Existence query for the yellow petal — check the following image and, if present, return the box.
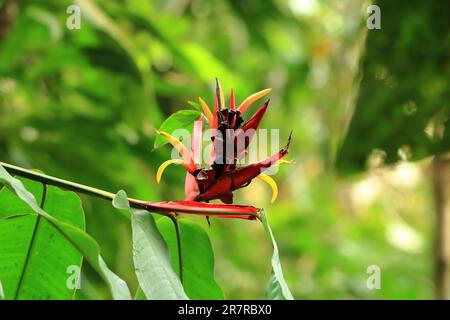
[238,88,272,114]
[256,174,279,203]
[157,130,190,159]
[276,159,294,165]
[156,159,184,183]
[198,97,214,125]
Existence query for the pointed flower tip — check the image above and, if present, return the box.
[215,78,225,110]
[198,96,214,125]
[282,131,293,153]
[238,88,272,114]
[230,88,236,109]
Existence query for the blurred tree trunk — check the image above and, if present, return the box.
[432,156,450,299]
[0,1,17,39]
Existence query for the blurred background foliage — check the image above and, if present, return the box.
[0,0,447,299]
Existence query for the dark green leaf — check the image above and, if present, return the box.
[113,190,188,300]
[157,217,224,299]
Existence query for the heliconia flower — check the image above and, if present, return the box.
[156,79,292,209]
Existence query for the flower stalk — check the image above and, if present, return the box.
[0,161,260,220]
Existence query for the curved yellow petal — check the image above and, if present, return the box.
[238,88,272,114]
[156,159,184,183]
[157,130,190,159]
[198,97,214,125]
[256,173,279,203]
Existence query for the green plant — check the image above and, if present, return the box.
[0,82,293,300]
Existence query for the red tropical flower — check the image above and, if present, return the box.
[156,80,292,214]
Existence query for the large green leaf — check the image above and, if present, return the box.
[153,110,201,149]
[112,190,188,300]
[157,217,224,299]
[0,165,131,300]
[0,179,84,299]
[260,209,293,300]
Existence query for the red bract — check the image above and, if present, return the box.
[142,200,260,220]
[157,80,292,213]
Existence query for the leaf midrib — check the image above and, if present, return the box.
[13,184,47,300]
[14,214,41,299]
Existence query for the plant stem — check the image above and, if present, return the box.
[40,183,48,209]
[1,161,115,201]
[0,161,260,219]
[170,215,183,284]
[0,161,165,214]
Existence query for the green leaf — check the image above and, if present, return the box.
[113,190,188,300]
[0,165,131,300]
[134,286,147,300]
[0,279,4,300]
[266,273,286,300]
[154,110,201,149]
[157,217,224,299]
[0,179,84,299]
[188,101,203,112]
[260,209,293,300]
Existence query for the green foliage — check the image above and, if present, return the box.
[157,217,224,300]
[337,0,450,173]
[0,0,441,300]
[112,191,187,300]
[0,179,84,299]
[260,210,293,300]
[0,165,131,299]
